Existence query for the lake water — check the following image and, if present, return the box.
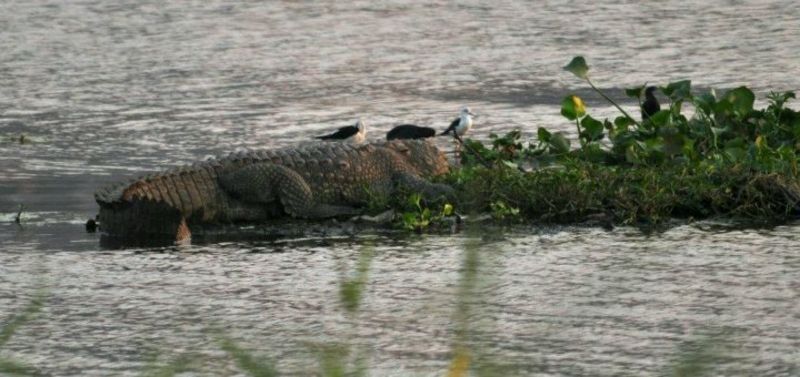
[1,1,799,375]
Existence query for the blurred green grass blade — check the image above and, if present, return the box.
[139,354,196,377]
[0,290,47,347]
[669,334,728,377]
[317,344,349,377]
[217,336,279,377]
[339,246,374,313]
[0,357,40,376]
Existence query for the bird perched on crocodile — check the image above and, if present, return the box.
[441,106,476,139]
[94,139,453,242]
[384,107,477,141]
[315,119,367,144]
[386,124,437,140]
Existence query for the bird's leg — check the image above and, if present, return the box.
[453,134,492,168]
[452,134,463,165]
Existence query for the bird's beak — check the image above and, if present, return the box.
[469,111,477,117]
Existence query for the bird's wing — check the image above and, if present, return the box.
[316,125,358,139]
[440,118,460,135]
[387,125,412,140]
[387,125,436,140]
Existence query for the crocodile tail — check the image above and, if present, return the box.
[98,198,185,240]
[95,164,223,239]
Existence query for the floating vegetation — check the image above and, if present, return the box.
[398,193,456,232]
[399,57,800,230]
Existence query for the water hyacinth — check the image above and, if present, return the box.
[387,57,800,231]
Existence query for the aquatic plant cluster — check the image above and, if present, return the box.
[410,57,800,229]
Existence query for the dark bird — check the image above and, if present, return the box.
[85,218,98,233]
[441,106,476,137]
[315,119,366,144]
[641,86,661,121]
[386,124,436,140]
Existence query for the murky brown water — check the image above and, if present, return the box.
[2,1,800,375]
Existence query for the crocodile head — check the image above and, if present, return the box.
[385,139,450,177]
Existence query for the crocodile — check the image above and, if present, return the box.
[95,139,453,242]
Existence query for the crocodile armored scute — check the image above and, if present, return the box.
[95,139,452,241]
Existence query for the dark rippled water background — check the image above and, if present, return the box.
[2,1,800,375]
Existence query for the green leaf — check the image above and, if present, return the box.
[625,144,642,164]
[549,132,571,154]
[724,137,746,149]
[644,137,665,153]
[710,126,727,138]
[671,100,683,116]
[791,118,800,139]
[610,129,635,152]
[402,212,417,230]
[713,100,734,117]
[724,147,747,162]
[582,142,608,163]
[659,126,684,156]
[682,138,699,161]
[648,110,671,127]
[693,92,717,115]
[537,127,552,142]
[722,87,755,117]
[421,208,431,221]
[614,116,633,128]
[625,85,646,99]
[407,193,422,211]
[563,56,590,79]
[580,115,605,141]
[777,145,796,162]
[561,95,586,120]
[661,80,692,101]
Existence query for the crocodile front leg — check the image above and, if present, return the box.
[218,163,361,219]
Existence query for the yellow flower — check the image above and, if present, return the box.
[755,135,766,150]
[443,203,454,216]
[571,95,586,117]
